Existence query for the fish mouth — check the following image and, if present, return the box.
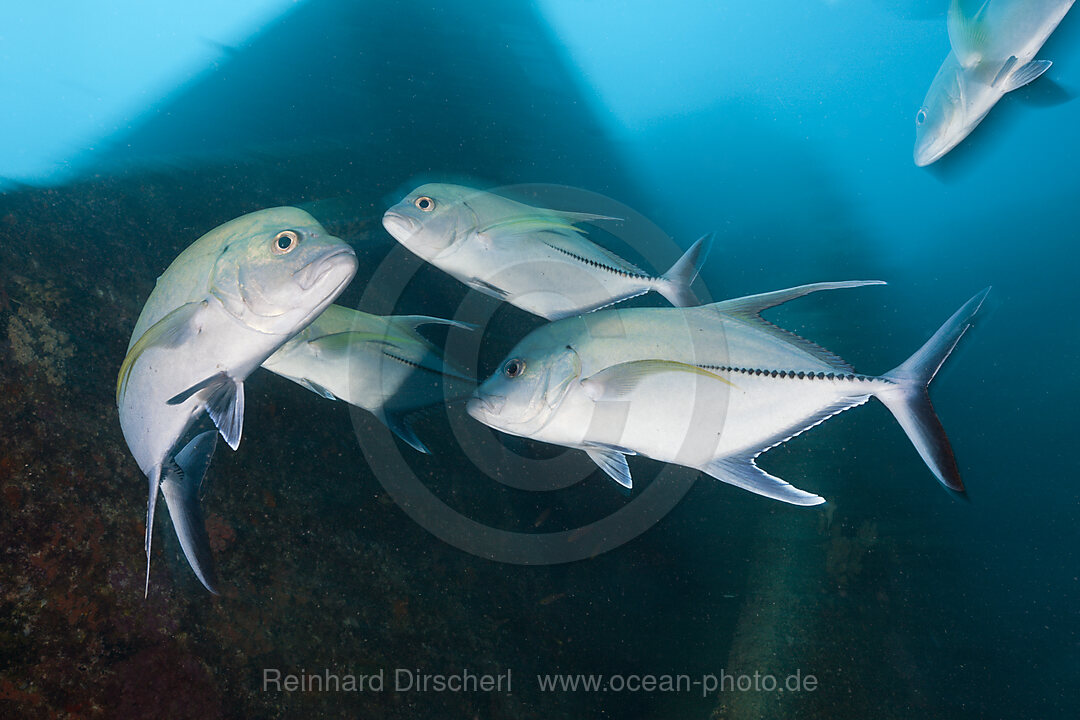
[382,210,421,241]
[466,393,506,420]
[293,246,357,291]
[914,122,967,167]
[914,141,951,167]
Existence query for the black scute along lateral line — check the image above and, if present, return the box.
[697,364,895,384]
[382,349,442,376]
[541,240,651,280]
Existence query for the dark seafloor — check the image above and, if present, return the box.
[0,1,1022,719]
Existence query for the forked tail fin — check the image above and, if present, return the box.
[874,288,990,492]
[656,233,714,307]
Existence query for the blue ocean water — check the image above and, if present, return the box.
[1,1,1077,718]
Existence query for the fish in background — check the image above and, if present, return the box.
[914,0,1075,166]
[117,208,357,595]
[468,282,989,502]
[262,305,473,453]
[382,183,712,320]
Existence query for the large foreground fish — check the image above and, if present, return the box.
[467,282,988,502]
[382,183,711,320]
[118,208,357,594]
[914,0,1075,166]
[262,305,472,453]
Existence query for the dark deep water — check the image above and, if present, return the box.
[1,1,1077,718]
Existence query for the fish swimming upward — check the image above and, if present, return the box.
[382,183,712,320]
[914,0,1075,166]
[467,282,988,502]
[262,304,473,453]
[117,208,357,594]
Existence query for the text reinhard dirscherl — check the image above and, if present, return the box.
[263,668,512,694]
[262,668,819,697]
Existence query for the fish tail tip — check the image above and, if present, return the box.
[876,289,988,494]
[657,234,714,307]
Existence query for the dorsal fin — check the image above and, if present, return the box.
[706,281,885,373]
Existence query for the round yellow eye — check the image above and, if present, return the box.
[271,230,299,255]
[414,196,436,212]
[504,358,526,378]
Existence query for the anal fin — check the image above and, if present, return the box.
[394,314,477,332]
[160,434,221,595]
[702,456,825,506]
[378,410,431,454]
[175,429,218,495]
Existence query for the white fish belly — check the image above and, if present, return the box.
[119,314,278,475]
[568,370,873,468]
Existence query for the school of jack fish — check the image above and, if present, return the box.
[123,7,1080,595]
[122,0,1080,593]
[119,183,991,595]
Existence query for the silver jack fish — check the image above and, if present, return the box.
[468,283,988,503]
[914,0,1075,166]
[117,208,357,594]
[262,304,472,453]
[382,183,712,320]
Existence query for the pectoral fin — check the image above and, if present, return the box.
[581,360,735,401]
[308,331,404,355]
[117,301,206,403]
[947,0,993,67]
[168,372,245,450]
[584,445,633,490]
[477,209,618,238]
[395,315,477,332]
[554,209,621,225]
[174,430,218,495]
[307,329,473,385]
[702,456,825,506]
[1000,60,1052,93]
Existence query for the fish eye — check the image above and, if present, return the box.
[915,108,927,127]
[271,230,300,255]
[414,196,436,212]
[503,358,525,378]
